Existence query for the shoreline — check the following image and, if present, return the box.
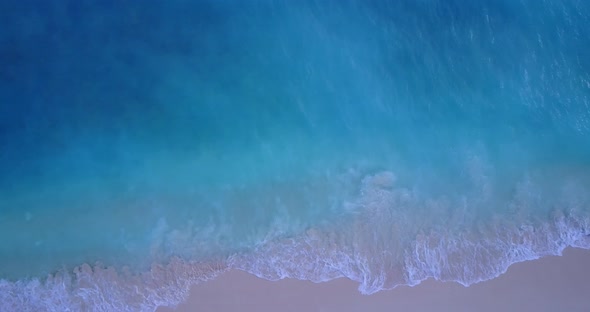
[158,247,590,312]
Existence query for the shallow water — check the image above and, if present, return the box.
[1,0,590,310]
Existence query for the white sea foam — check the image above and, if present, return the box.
[231,219,590,295]
[0,259,226,312]
[230,171,590,294]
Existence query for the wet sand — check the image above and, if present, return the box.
[158,248,590,312]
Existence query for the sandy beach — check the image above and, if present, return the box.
[158,247,590,312]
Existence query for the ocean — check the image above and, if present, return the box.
[1,0,589,310]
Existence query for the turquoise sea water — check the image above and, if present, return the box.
[1,1,590,310]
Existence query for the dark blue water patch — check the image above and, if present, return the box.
[2,0,588,162]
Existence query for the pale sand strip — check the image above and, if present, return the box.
[158,248,590,312]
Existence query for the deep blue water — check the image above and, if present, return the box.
[1,1,590,311]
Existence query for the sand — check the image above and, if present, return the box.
[157,247,590,312]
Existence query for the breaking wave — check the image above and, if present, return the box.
[3,171,589,311]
